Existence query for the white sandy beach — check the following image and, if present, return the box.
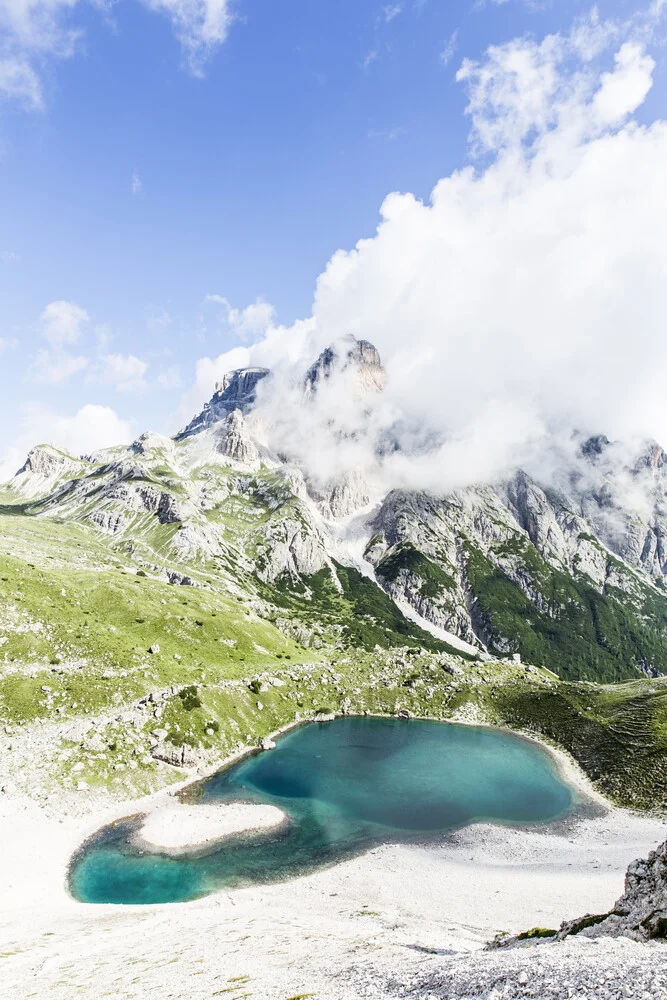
[1,734,666,1000]
[137,800,287,851]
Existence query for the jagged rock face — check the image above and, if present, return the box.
[579,434,611,460]
[503,472,609,588]
[89,509,129,534]
[367,488,502,646]
[255,514,331,582]
[634,440,667,473]
[177,367,270,438]
[151,740,198,768]
[218,409,259,464]
[367,474,667,675]
[97,482,189,524]
[327,471,370,518]
[559,838,667,941]
[303,336,386,397]
[572,439,667,581]
[156,492,190,525]
[310,470,370,519]
[16,445,85,480]
[130,432,174,457]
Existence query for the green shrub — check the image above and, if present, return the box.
[178,685,201,711]
[516,927,557,940]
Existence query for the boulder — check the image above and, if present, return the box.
[151,742,198,768]
[558,838,667,941]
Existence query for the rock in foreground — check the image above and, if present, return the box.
[559,837,667,942]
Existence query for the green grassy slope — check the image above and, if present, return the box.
[0,514,312,726]
[492,678,667,809]
[2,503,667,815]
[466,539,667,683]
[264,561,475,658]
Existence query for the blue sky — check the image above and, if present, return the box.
[0,0,666,475]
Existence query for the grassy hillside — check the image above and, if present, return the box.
[0,514,311,728]
[2,508,667,815]
[466,540,667,683]
[265,561,474,658]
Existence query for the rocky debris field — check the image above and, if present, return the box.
[343,937,667,1000]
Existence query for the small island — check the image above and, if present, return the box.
[137,801,287,853]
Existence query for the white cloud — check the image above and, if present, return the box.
[139,0,234,74]
[0,56,42,108]
[456,13,654,155]
[0,0,236,111]
[0,402,133,481]
[94,323,113,350]
[227,299,275,339]
[0,336,18,352]
[204,295,275,340]
[187,18,667,496]
[383,4,402,23]
[131,171,143,195]
[368,125,404,141]
[0,445,24,483]
[0,0,81,56]
[440,30,458,68]
[32,347,88,384]
[593,41,654,124]
[41,299,89,345]
[146,308,172,331]
[29,300,90,383]
[363,48,379,70]
[1,249,20,262]
[94,353,148,392]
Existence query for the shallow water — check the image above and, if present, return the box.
[69,717,575,904]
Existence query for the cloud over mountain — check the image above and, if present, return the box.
[200,11,667,494]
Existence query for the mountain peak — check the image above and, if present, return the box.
[304,336,385,397]
[17,444,85,479]
[579,434,611,461]
[177,366,270,439]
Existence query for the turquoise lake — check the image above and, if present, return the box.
[69,717,576,905]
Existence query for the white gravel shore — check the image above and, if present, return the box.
[1,739,666,1000]
[137,800,286,851]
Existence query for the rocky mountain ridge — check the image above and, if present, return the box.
[4,336,667,681]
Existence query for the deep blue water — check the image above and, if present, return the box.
[69,717,575,905]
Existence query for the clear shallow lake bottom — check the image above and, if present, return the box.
[69,717,575,905]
